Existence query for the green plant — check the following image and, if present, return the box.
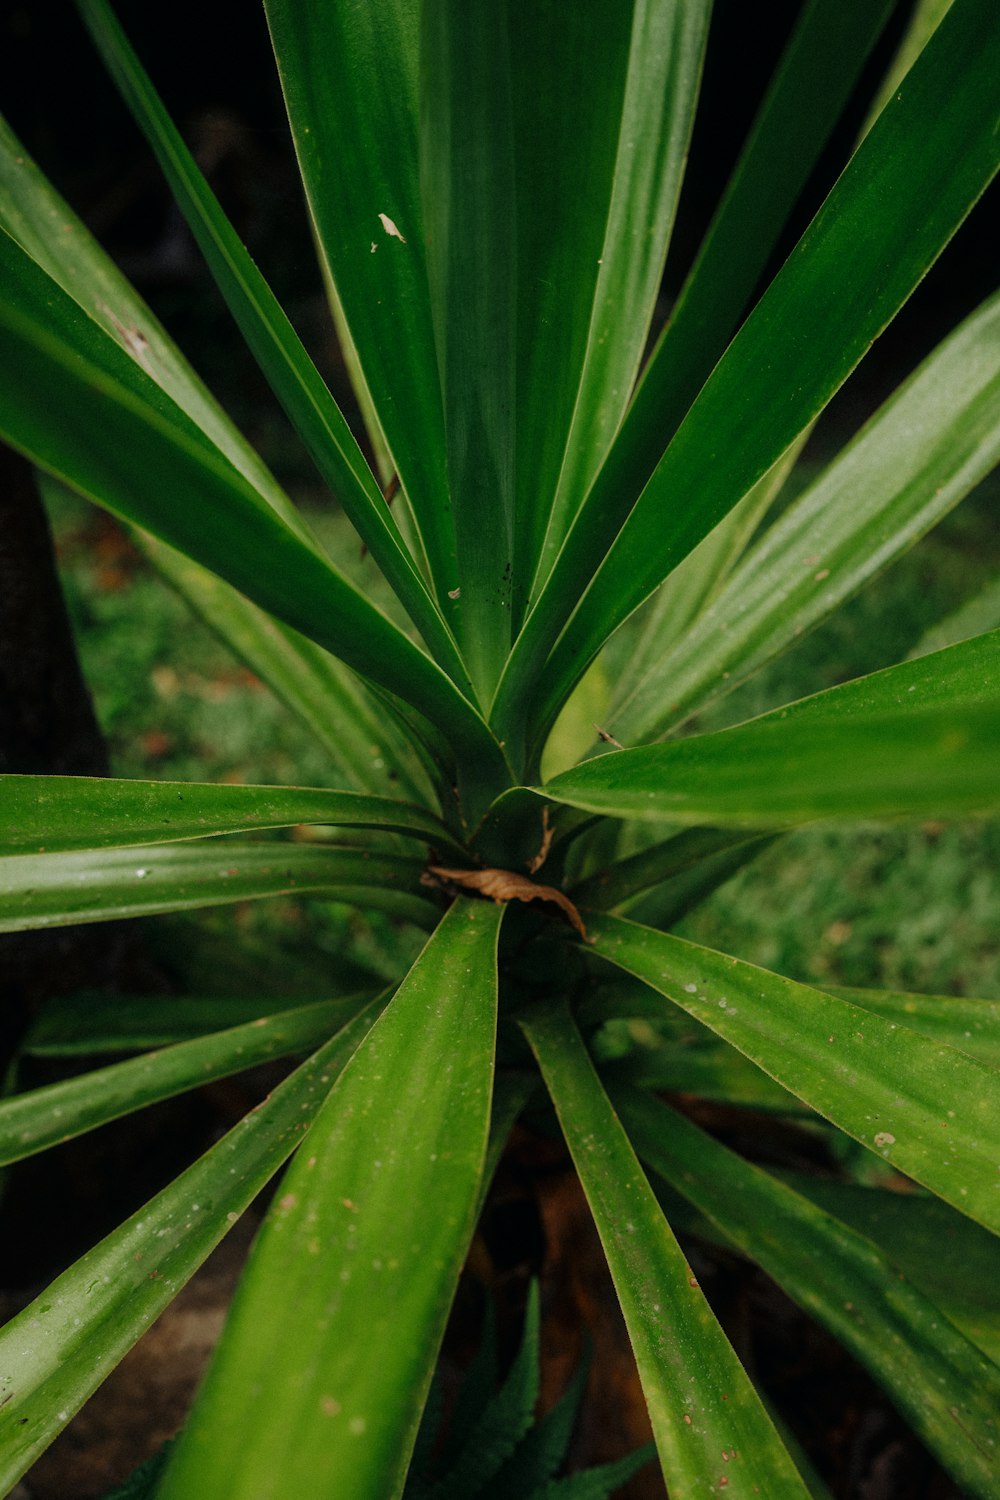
[1,0,999,1495]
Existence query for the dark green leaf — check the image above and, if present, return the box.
[0,774,456,856]
[76,0,468,684]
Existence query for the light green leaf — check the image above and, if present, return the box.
[587,912,1000,1238]
[618,1090,1000,1498]
[75,0,467,685]
[0,997,369,1167]
[264,0,456,613]
[613,288,1000,741]
[0,1005,380,1493]
[520,999,811,1499]
[158,898,502,1500]
[0,841,434,933]
[0,774,456,856]
[541,631,1000,827]
[500,0,1000,744]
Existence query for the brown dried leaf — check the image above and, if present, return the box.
[427,865,587,939]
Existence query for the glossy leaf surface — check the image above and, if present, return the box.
[0,1006,379,1492]
[0,842,434,932]
[159,898,501,1500]
[521,999,810,1498]
[264,0,455,609]
[527,0,712,588]
[76,0,466,683]
[614,288,1000,740]
[0,229,503,771]
[0,999,365,1167]
[588,913,1000,1237]
[590,0,896,584]
[542,631,1000,826]
[507,0,1000,737]
[619,1091,1000,1498]
[0,775,454,856]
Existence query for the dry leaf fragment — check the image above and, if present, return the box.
[427,865,587,939]
[378,212,406,242]
[526,806,553,874]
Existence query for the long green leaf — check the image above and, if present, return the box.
[613,288,1000,741]
[0,998,367,1167]
[264,0,456,615]
[527,0,712,592]
[0,115,301,536]
[0,1005,380,1493]
[0,774,456,856]
[21,989,373,1056]
[158,897,502,1500]
[541,630,1000,826]
[824,985,1000,1070]
[520,998,811,1498]
[0,230,504,778]
[570,826,769,911]
[776,1173,1000,1359]
[0,841,434,932]
[620,1091,1000,1498]
[584,0,896,597]
[498,0,1000,743]
[588,912,1000,1238]
[419,0,517,699]
[75,0,467,685]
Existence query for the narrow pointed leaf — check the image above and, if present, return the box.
[0,775,456,856]
[613,288,1000,741]
[0,115,301,534]
[419,1,516,697]
[0,230,503,771]
[576,0,895,593]
[22,990,373,1057]
[502,0,1000,737]
[0,998,367,1167]
[541,631,1000,826]
[527,0,712,590]
[520,999,811,1499]
[571,826,770,911]
[618,1091,1000,1498]
[264,0,456,610]
[76,0,466,682]
[824,985,1000,1070]
[158,898,502,1500]
[588,912,1000,1237]
[0,842,434,933]
[0,1005,380,1493]
[775,1173,1000,1359]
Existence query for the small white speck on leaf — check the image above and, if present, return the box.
[874,1131,895,1149]
[684,983,697,994]
[378,212,406,242]
[448,587,461,599]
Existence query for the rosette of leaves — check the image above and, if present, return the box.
[1,0,1000,1496]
